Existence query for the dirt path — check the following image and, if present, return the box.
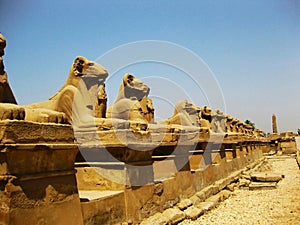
[179,156,300,225]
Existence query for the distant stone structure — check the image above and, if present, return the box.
[272,114,278,134]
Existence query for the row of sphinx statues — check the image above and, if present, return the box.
[0,33,265,138]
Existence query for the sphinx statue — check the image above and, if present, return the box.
[25,56,108,124]
[232,118,240,133]
[226,116,240,133]
[254,128,265,138]
[236,120,246,134]
[211,109,226,133]
[107,73,154,124]
[244,123,254,136]
[162,100,200,127]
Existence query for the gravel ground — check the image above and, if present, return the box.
[179,156,300,225]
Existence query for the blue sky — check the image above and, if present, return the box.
[0,0,299,133]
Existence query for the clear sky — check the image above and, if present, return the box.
[0,0,299,133]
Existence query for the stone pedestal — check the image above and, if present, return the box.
[76,143,155,187]
[0,121,83,225]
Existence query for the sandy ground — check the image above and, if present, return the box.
[179,156,300,225]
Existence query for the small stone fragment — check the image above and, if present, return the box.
[206,194,221,206]
[196,201,216,211]
[184,206,204,220]
[238,178,251,187]
[162,207,186,225]
[226,183,237,192]
[195,191,206,202]
[201,185,219,199]
[219,190,232,201]
[177,199,193,210]
[190,195,201,205]
[140,212,167,225]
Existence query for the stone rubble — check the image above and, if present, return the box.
[139,155,300,225]
[178,155,300,225]
[139,158,267,225]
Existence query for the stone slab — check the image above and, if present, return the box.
[177,199,192,210]
[162,207,185,225]
[249,182,277,190]
[196,201,216,211]
[79,190,123,201]
[250,172,283,182]
[139,212,167,225]
[184,205,204,220]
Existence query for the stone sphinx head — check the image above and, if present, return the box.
[107,73,153,124]
[173,100,200,116]
[65,56,108,89]
[166,100,201,126]
[116,73,150,101]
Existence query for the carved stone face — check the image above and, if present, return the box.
[123,73,150,100]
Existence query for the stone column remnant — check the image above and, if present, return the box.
[272,114,278,134]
